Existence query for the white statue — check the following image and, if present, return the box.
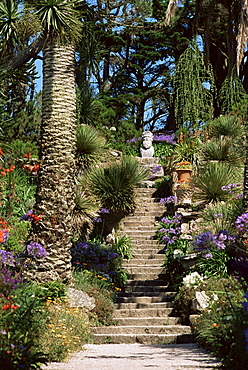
[140,131,154,157]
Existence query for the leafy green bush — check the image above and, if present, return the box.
[73,270,118,326]
[39,299,90,362]
[4,219,31,254]
[0,282,48,369]
[34,281,67,302]
[208,115,245,140]
[194,285,248,370]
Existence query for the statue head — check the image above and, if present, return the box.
[140,131,154,157]
[141,131,153,149]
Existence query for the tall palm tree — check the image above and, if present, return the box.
[24,0,83,282]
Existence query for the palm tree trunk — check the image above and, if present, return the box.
[243,133,248,212]
[30,41,77,282]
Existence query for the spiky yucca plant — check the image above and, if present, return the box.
[88,156,148,213]
[199,200,243,234]
[200,137,244,165]
[192,162,242,204]
[71,190,99,240]
[76,124,106,162]
[208,115,245,140]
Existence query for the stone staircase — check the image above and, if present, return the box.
[91,187,193,344]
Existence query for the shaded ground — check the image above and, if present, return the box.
[43,343,221,370]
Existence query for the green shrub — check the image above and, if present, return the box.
[0,282,48,369]
[73,270,118,326]
[194,290,248,370]
[39,299,90,362]
[5,219,31,254]
[34,281,67,302]
[208,115,245,140]
[76,124,106,157]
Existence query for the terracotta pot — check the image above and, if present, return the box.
[176,168,192,182]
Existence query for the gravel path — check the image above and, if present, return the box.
[42,343,221,370]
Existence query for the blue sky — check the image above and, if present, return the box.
[35,58,42,93]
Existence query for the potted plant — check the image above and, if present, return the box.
[174,161,193,182]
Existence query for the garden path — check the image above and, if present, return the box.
[43,342,221,369]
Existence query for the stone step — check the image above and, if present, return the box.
[135,188,157,194]
[118,291,176,299]
[123,232,157,237]
[91,333,194,345]
[113,306,173,317]
[121,224,159,230]
[114,301,173,310]
[116,295,173,304]
[128,246,161,252]
[126,279,167,286]
[123,230,158,235]
[126,253,164,260]
[123,234,158,241]
[123,259,163,266]
[124,285,171,293]
[126,266,163,274]
[91,325,192,335]
[114,317,181,326]
[130,242,161,248]
[129,211,164,217]
[121,217,161,224]
[134,197,163,203]
[128,272,165,280]
[122,215,160,222]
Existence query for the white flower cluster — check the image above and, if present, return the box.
[173,249,184,258]
[183,271,205,287]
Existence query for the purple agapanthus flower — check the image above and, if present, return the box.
[26,242,47,259]
[100,208,109,214]
[153,133,177,145]
[194,231,213,250]
[21,210,33,221]
[0,249,15,266]
[205,253,213,259]
[235,213,248,234]
[152,165,162,174]
[221,183,238,194]
[160,196,177,204]
[92,217,102,223]
[214,213,223,218]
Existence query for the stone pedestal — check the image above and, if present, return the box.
[136,157,164,179]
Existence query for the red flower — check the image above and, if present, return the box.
[1,303,18,310]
